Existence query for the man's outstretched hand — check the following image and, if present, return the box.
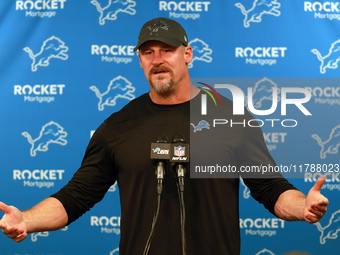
[304,177,329,223]
[0,202,27,242]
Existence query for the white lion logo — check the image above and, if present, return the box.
[311,39,340,74]
[235,0,281,28]
[22,121,68,157]
[188,38,212,68]
[90,76,135,111]
[23,36,68,72]
[91,0,136,25]
[311,124,340,159]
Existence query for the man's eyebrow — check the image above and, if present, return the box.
[139,47,151,52]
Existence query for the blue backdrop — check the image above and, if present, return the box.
[0,1,339,255]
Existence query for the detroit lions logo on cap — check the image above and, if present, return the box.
[147,20,169,35]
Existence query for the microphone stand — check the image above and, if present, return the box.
[175,164,186,255]
[172,135,188,255]
[144,138,168,255]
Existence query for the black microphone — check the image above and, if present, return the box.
[144,136,171,255]
[171,135,189,255]
[170,135,189,192]
[150,136,170,195]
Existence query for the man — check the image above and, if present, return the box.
[0,17,329,254]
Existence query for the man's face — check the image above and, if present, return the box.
[138,41,191,94]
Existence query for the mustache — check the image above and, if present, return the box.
[149,66,173,76]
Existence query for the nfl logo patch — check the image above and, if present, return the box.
[174,146,185,156]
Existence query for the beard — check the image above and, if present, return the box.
[148,66,174,93]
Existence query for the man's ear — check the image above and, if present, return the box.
[138,51,144,69]
[184,46,193,65]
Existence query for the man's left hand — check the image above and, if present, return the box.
[304,176,329,223]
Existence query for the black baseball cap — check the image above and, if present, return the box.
[134,17,188,51]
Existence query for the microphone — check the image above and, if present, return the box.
[144,136,170,255]
[150,136,170,195]
[170,135,189,192]
[171,135,189,255]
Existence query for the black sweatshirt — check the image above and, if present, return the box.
[52,91,296,255]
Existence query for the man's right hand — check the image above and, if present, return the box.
[0,202,28,242]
